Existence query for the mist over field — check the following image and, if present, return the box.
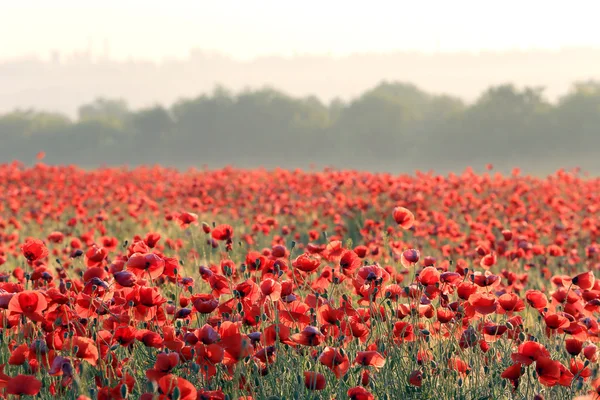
[1,50,600,175]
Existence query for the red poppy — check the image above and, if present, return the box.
[469,292,497,315]
[401,249,420,268]
[498,293,525,313]
[126,253,165,279]
[525,290,548,310]
[392,207,415,229]
[291,326,325,346]
[65,336,99,366]
[212,224,233,241]
[572,271,595,290]
[448,357,469,375]
[409,370,423,387]
[158,374,197,400]
[319,347,350,378]
[146,352,180,382]
[418,266,440,285]
[348,386,375,400]
[292,253,321,273]
[354,351,386,368]
[535,357,561,387]
[177,212,198,228]
[512,341,550,365]
[6,374,42,396]
[565,338,584,356]
[20,239,48,264]
[501,363,522,388]
[304,371,326,390]
[8,290,47,322]
[85,245,108,267]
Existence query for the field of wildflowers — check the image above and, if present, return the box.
[0,162,598,399]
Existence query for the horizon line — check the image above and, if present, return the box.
[3,45,600,64]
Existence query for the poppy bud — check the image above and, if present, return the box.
[361,370,370,386]
[120,384,128,399]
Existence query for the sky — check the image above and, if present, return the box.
[1,0,600,61]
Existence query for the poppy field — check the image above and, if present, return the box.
[0,162,599,400]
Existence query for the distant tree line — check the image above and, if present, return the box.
[1,81,599,174]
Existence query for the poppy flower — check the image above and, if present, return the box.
[339,250,361,275]
[354,351,386,368]
[409,370,423,387]
[158,374,197,400]
[393,207,415,229]
[565,338,583,356]
[6,374,42,396]
[572,271,595,290]
[85,245,108,268]
[146,352,180,382]
[512,341,550,365]
[65,336,99,366]
[8,290,48,322]
[304,372,326,390]
[525,290,548,310]
[20,239,48,264]
[498,293,525,313]
[583,344,597,362]
[291,326,325,346]
[113,270,137,287]
[319,347,350,378]
[501,363,522,388]
[469,292,497,315]
[260,278,282,301]
[544,313,570,332]
[212,224,233,241]
[393,321,415,343]
[126,253,165,279]
[292,253,321,273]
[535,357,561,387]
[348,386,375,400]
[401,249,420,267]
[418,266,440,285]
[448,357,469,375]
[480,252,497,269]
[177,212,198,228]
[569,359,592,381]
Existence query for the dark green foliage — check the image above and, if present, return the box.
[1,81,599,174]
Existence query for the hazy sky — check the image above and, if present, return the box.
[2,0,600,61]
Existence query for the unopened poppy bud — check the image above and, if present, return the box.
[458,378,463,387]
[172,386,180,400]
[120,384,128,399]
